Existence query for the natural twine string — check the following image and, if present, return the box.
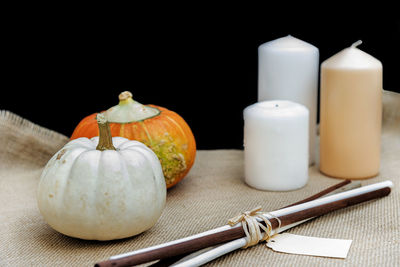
[228,206,281,248]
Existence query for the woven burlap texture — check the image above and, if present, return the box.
[0,90,399,266]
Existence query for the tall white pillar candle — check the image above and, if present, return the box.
[243,100,309,191]
[258,35,319,165]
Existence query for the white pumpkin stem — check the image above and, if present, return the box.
[96,113,116,151]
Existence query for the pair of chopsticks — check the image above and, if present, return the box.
[95,180,393,267]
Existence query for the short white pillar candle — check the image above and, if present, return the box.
[243,100,309,191]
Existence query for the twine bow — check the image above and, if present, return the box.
[228,206,281,248]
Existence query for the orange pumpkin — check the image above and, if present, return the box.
[71,91,196,188]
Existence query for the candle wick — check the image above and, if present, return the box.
[351,40,363,48]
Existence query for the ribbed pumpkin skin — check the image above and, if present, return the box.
[71,105,196,188]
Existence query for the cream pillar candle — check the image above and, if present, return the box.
[258,35,319,165]
[320,40,382,179]
[243,100,309,191]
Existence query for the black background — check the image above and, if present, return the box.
[3,11,399,149]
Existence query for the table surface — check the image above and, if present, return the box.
[0,92,399,267]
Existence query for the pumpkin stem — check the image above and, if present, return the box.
[118,91,134,105]
[96,113,116,151]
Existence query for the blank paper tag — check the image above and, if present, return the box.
[266,233,352,258]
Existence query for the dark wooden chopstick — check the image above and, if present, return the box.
[95,180,391,267]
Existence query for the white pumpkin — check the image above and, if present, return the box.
[37,114,166,241]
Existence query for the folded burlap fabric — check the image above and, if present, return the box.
[0,91,399,266]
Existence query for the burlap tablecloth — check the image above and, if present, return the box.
[1,91,399,266]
